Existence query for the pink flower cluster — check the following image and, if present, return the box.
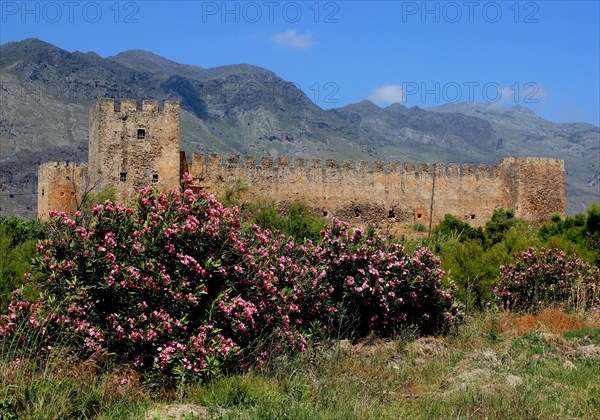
[1,174,462,381]
[494,247,600,312]
[302,220,463,335]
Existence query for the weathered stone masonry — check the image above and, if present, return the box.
[186,153,564,227]
[38,99,565,227]
[39,98,179,220]
[38,161,87,218]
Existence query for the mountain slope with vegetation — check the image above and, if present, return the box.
[1,39,598,218]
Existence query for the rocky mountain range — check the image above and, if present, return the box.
[1,38,598,218]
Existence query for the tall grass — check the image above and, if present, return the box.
[176,309,600,419]
[0,317,149,419]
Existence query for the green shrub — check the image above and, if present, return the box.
[251,202,324,242]
[411,223,426,232]
[538,204,600,264]
[0,217,45,310]
[433,214,485,244]
[485,208,519,246]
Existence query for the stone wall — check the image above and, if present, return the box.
[499,157,565,222]
[187,153,565,227]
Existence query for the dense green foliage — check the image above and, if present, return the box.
[216,179,326,242]
[251,202,325,242]
[433,208,521,251]
[428,207,600,311]
[0,217,45,309]
[539,204,600,264]
[432,214,486,244]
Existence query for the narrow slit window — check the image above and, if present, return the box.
[137,129,146,140]
[120,172,127,182]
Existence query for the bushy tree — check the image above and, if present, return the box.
[1,176,462,384]
[538,204,600,264]
[433,214,485,244]
[485,208,518,246]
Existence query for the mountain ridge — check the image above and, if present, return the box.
[1,39,598,217]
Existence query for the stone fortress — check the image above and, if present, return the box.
[38,98,566,227]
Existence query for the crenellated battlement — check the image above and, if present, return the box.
[38,161,87,169]
[187,152,518,180]
[87,98,181,205]
[38,161,88,177]
[94,98,180,114]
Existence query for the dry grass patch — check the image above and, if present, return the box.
[496,308,590,336]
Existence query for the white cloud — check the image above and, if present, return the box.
[367,85,404,105]
[271,29,315,49]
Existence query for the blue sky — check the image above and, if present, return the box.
[1,0,599,125]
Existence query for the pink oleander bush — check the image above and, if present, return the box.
[494,247,600,312]
[0,175,462,383]
[305,222,463,337]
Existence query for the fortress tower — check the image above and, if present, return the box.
[88,99,180,203]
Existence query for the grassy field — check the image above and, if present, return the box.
[2,308,599,419]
